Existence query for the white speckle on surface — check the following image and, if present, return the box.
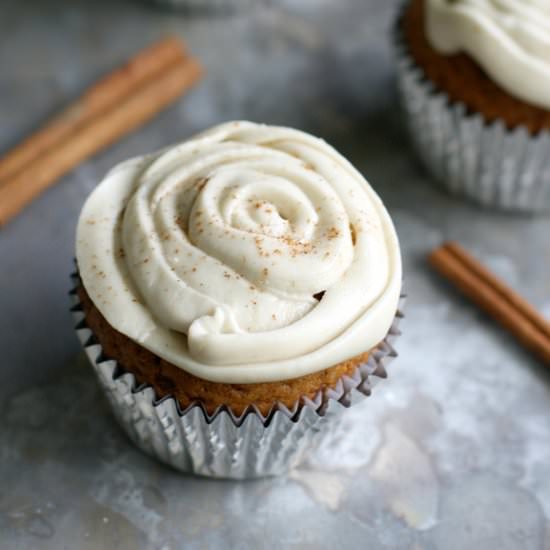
[304,398,382,472]
[91,464,165,544]
[370,424,439,530]
[289,470,346,511]
[428,476,545,550]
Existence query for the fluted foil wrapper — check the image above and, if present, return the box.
[394,14,550,213]
[70,273,404,479]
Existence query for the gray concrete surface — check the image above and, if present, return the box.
[1,0,550,548]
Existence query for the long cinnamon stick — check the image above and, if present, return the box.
[0,37,187,184]
[0,56,202,226]
[429,241,550,365]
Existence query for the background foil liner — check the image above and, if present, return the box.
[70,273,404,479]
[393,12,550,213]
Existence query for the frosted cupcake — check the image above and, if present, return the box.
[395,0,550,212]
[72,121,403,478]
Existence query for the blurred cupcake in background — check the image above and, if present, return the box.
[395,0,550,212]
[72,121,403,478]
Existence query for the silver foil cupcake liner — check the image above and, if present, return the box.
[70,273,404,479]
[393,9,550,213]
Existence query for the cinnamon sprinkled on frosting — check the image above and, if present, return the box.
[76,121,401,383]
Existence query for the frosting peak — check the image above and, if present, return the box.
[426,0,550,110]
[76,122,401,383]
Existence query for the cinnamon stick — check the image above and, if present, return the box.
[0,37,187,184]
[0,56,202,226]
[429,241,550,365]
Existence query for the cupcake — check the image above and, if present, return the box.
[72,121,403,478]
[395,0,550,212]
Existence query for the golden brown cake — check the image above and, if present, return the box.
[78,284,368,416]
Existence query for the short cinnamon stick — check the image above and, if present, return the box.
[0,56,202,226]
[0,37,187,184]
[429,241,550,365]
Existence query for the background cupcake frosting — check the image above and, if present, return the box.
[426,0,550,109]
[77,121,402,383]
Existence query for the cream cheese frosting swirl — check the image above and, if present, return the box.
[426,0,550,110]
[76,121,401,383]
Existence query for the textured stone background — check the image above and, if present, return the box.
[1,0,550,548]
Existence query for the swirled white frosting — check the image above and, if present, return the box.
[76,121,401,383]
[426,0,550,110]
